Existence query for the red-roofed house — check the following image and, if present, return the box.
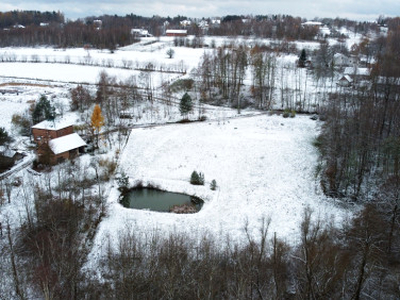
[166,29,187,37]
[32,118,86,165]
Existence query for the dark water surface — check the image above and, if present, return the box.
[120,188,203,212]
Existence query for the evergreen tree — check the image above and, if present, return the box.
[298,48,307,68]
[32,95,55,124]
[0,127,11,146]
[190,170,205,185]
[179,92,193,120]
[210,179,217,190]
[91,104,105,149]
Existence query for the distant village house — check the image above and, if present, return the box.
[131,28,152,37]
[333,53,357,67]
[337,75,353,87]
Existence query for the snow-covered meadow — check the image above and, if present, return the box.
[86,113,350,266]
[0,34,363,272]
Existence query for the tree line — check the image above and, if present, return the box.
[1,191,399,299]
[0,10,64,28]
[317,21,400,200]
[0,10,391,49]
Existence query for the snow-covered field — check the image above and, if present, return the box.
[0,34,364,274]
[87,114,350,266]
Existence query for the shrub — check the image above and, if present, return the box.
[283,109,296,118]
[170,79,194,92]
[12,113,31,136]
[282,109,290,118]
[98,158,117,181]
[190,171,204,185]
[116,171,129,193]
[210,179,217,191]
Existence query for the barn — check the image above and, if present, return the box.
[166,29,187,37]
[32,118,86,165]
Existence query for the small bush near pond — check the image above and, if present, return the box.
[116,171,129,193]
[210,179,217,191]
[190,171,204,185]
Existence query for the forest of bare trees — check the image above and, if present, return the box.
[2,192,399,299]
[317,23,400,200]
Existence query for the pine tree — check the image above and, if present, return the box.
[0,127,11,146]
[298,49,307,68]
[32,95,55,123]
[91,104,105,149]
[179,92,193,120]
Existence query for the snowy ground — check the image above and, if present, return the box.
[87,114,351,266]
[0,34,365,275]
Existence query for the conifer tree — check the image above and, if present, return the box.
[179,92,193,120]
[298,49,307,68]
[91,104,105,149]
[32,95,55,123]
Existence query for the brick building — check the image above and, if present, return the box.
[32,119,86,165]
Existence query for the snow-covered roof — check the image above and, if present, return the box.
[0,146,17,158]
[180,20,191,26]
[339,75,353,83]
[166,29,187,34]
[334,53,348,58]
[32,118,74,131]
[343,75,353,82]
[131,28,149,36]
[49,133,86,155]
[320,25,331,36]
[344,67,370,76]
[302,21,323,26]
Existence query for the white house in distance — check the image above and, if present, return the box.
[344,67,371,78]
[180,20,191,27]
[333,53,357,67]
[131,28,152,37]
[337,75,353,87]
[337,66,371,87]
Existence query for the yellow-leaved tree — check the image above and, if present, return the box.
[91,104,104,149]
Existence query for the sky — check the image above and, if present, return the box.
[1,0,399,22]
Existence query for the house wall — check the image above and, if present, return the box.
[0,155,15,170]
[38,144,86,165]
[52,151,70,165]
[32,126,73,144]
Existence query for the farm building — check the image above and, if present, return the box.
[32,118,86,165]
[166,29,187,37]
